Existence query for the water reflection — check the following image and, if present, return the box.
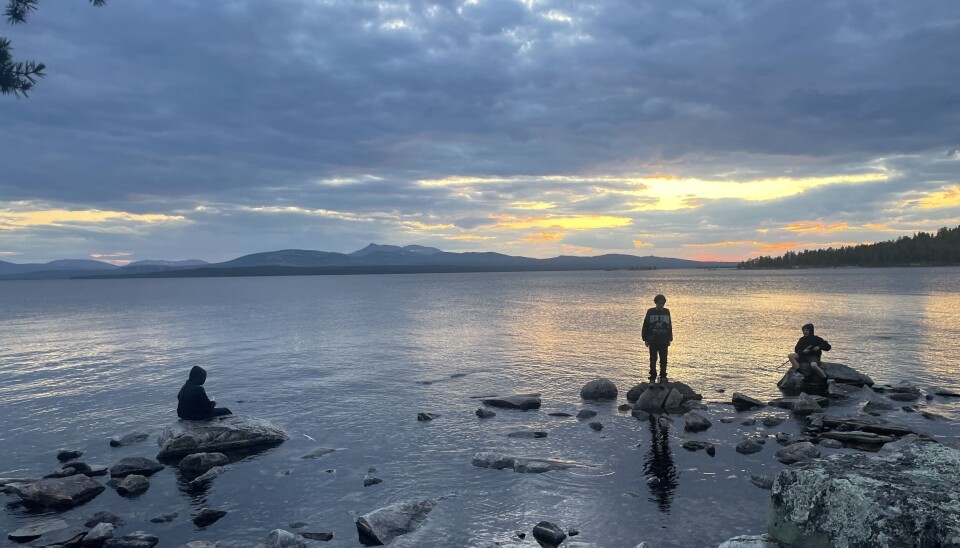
[643,416,678,512]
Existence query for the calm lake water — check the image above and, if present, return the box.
[2,268,959,547]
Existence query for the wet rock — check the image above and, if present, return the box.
[193,508,227,527]
[749,475,774,490]
[588,421,603,431]
[532,521,566,547]
[178,452,229,474]
[417,412,440,421]
[775,441,820,464]
[363,474,382,487]
[156,415,290,460]
[189,466,226,486]
[575,409,597,419]
[820,415,917,438]
[110,457,163,478]
[57,449,84,463]
[626,384,646,403]
[717,534,781,547]
[862,386,896,413]
[819,439,842,449]
[46,462,96,479]
[472,452,584,474]
[618,404,632,412]
[547,412,572,417]
[820,430,895,447]
[736,439,764,455]
[16,475,105,509]
[768,394,828,412]
[761,415,786,427]
[355,498,439,546]
[731,393,764,409]
[580,378,618,400]
[183,543,218,548]
[820,362,874,386]
[720,417,735,423]
[682,440,715,456]
[880,382,921,401]
[476,408,496,419]
[85,522,116,545]
[683,412,712,432]
[934,388,960,398]
[301,531,334,541]
[775,432,792,445]
[301,448,336,460]
[567,528,579,537]
[769,441,959,547]
[827,381,860,399]
[109,433,150,448]
[149,512,178,523]
[740,418,756,426]
[263,529,308,548]
[634,384,684,411]
[631,409,650,420]
[289,522,308,529]
[86,511,126,528]
[103,531,159,548]
[7,519,69,542]
[481,394,541,411]
[116,474,149,497]
[508,431,548,439]
[776,370,805,391]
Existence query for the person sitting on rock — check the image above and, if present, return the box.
[787,323,831,380]
[177,366,232,420]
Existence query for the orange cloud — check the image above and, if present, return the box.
[562,245,594,255]
[510,201,557,210]
[443,234,496,241]
[0,208,185,229]
[401,221,456,231]
[522,230,565,242]
[633,240,652,248]
[909,185,960,209]
[489,213,632,231]
[781,222,851,233]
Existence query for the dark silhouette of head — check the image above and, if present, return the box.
[654,294,666,306]
[188,365,207,385]
[802,323,815,336]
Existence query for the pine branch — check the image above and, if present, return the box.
[5,0,38,24]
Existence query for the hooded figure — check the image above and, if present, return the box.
[794,323,831,362]
[177,366,231,420]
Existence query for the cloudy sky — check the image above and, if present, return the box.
[1,0,958,264]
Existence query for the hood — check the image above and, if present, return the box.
[188,365,207,385]
[802,323,815,336]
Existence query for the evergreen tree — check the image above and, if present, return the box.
[1,0,106,97]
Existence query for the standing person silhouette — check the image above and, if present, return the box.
[642,294,673,383]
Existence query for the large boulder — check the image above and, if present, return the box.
[355,498,439,546]
[768,441,960,547]
[480,394,541,410]
[14,474,105,509]
[580,378,618,400]
[156,415,289,460]
[627,381,702,404]
[633,384,686,412]
[821,362,873,386]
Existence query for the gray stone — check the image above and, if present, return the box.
[471,452,584,474]
[183,543,218,548]
[46,462,95,478]
[301,447,336,459]
[775,441,820,464]
[178,452,229,474]
[104,532,159,548]
[750,475,774,490]
[301,531,334,541]
[16,474,105,509]
[934,387,960,398]
[682,440,715,455]
[580,378,618,400]
[193,508,227,527]
[109,432,150,447]
[417,412,440,421]
[508,431,548,439]
[86,511,126,528]
[149,512,179,523]
[264,529,308,548]
[109,457,163,478]
[663,388,684,409]
[736,439,764,455]
[717,534,781,548]
[776,370,805,391]
[720,417,735,423]
[476,408,496,419]
[575,409,597,419]
[631,408,650,420]
[84,522,116,545]
[761,415,787,427]
[768,395,828,411]
[618,403,632,412]
[7,519,69,542]
[862,386,896,413]
[819,439,842,449]
[156,415,290,460]
[683,412,712,432]
[827,381,861,399]
[626,383,646,403]
[635,384,671,411]
[588,421,603,431]
[532,521,566,546]
[355,498,439,546]
[740,418,756,426]
[732,392,765,409]
[820,362,873,386]
[116,474,149,497]
[57,449,84,462]
[768,441,960,547]
[363,474,382,487]
[775,432,792,445]
[189,466,226,486]
[480,394,541,411]
[791,393,823,415]
[820,430,895,446]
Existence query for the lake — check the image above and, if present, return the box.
[1,268,959,547]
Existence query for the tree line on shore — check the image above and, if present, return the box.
[738,225,960,269]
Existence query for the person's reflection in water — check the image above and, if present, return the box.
[643,415,679,512]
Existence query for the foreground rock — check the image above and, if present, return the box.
[355,498,439,546]
[15,475,105,509]
[630,381,702,412]
[481,394,541,411]
[768,441,960,547]
[7,519,69,542]
[110,432,150,447]
[717,534,781,548]
[472,452,586,474]
[193,508,228,527]
[104,531,159,548]
[683,412,712,432]
[532,521,566,547]
[116,474,150,497]
[774,442,820,464]
[157,415,290,460]
[580,378,618,400]
[731,393,765,410]
[110,457,163,478]
[178,452,229,474]
[263,529,309,547]
[86,522,116,544]
[777,362,874,391]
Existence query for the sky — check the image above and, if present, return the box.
[1,0,959,264]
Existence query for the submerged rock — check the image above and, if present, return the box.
[86,511,127,528]
[768,441,960,547]
[417,412,440,421]
[301,531,334,541]
[481,394,542,411]
[264,529,308,548]
[116,474,149,497]
[193,508,227,527]
[580,378,618,400]
[7,519,69,542]
[731,393,765,409]
[56,449,83,463]
[768,395,827,412]
[355,498,439,546]
[16,474,105,509]
[717,534,781,548]
[575,409,597,419]
[476,408,496,419]
[178,452,229,474]
[508,431,548,439]
[109,432,150,447]
[109,457,163,478]
[156,415,290,460]
[862,386,896,413]
[471,452,585,474]
[104,531,159,548]
[189,465,226,486]
[749,475,774,490]
[86,521,116,544]
[301,448,336,460]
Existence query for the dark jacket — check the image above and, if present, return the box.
[795,323,831,362]
[177,366,215,420]
[642,307,673,345]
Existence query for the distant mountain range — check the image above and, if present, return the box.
[0,244,735,280]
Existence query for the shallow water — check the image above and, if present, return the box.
[1,268,959,547]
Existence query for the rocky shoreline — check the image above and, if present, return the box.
[3,363,959,547]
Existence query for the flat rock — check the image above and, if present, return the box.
[821,362,874,386]
[189,466,226,486]
[104,531,159,548]
[156,415,290,460]
[301,531,334,541]
[580,378,618,400]
[682,440,715,455]
[116,474,149,497]
[184,543,218,548]
[768,441,960,547]
[717,534,781,548]
[768,395,828,411]
[109,432,150,447]
[110,457,163,478]
[16,474,105,509]
[193,508,227,527]
[819,439,843,449]
[472,452,586,474]
[8,519,69,542]
[507,431,548,439]
[820,430,895,445]
[265,529,308,548]
[575,409,597,419]
[149,511,179,523]
[547,412,572,417]
[481,394,541,411]
[178,452,229,474]
[355,498,439,546]
[300,448,336,460]
[775,441,820,464]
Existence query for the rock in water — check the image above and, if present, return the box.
[736,439,764,455]
[776,370,805,391]
[301,447,336,460]
[750,475,774,490]
[16,475,105,509]
[104,531,159,548]
[265,529,308,547]
[580,378,618,400]
[86,521,116,544]
[476,408,496,419]
[774,441,820,464]
[56,449,83,462]
[683,412,712,432]
[576,409,597,419]
[189,466,226,486]
[193,508,227,527]
[156,415,290,460]
[717,534,781,547]
[109,457,163,478]
[588,421,603,431]
[417,412,440,421]
[532,521,567,546]
[355,498,439,546]
[791,392,823,415]
[481,394,541,410]
[86,511,126,528]
[301,531,334,541]
[507,431,548,439]
[116,474,149,497]
[471,452,585,474]
[109,432,150,447]
[178,452,229,474]
[769,441,960,547]
[731,392,765,409]
[820,362,874,386]
[7,519,69,542]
